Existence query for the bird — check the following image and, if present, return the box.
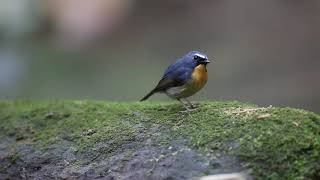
[140,51,210,111]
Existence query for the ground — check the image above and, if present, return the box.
[0,101,319,179]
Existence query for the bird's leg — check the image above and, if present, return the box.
[178,99,191,111]
[178,99,197,113]
[184,98,195,109]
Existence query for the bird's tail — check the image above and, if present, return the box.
[140,90,155,101]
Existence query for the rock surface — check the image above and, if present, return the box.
[0,101,319,179]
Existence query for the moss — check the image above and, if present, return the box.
[0,100,319,179]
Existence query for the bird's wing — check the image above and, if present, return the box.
[163,58,185,77]
[153,65,193,92]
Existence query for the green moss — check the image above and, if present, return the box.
[0,100,319,179]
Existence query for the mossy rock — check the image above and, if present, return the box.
[0,101,319,179]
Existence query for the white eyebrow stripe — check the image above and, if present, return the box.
[195,53,207,59]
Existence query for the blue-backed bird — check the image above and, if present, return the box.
[140,51,210,111]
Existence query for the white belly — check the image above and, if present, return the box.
[165,83,200,99]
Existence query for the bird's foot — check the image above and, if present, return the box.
[179,107,198,113]
[189,104,195,109]
[189,103,201,109]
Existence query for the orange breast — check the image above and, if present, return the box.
[190,64,208,90]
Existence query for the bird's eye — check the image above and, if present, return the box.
[193,55,199,60]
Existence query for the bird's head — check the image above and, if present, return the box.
[186,51,210,66]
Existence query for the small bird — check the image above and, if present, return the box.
[140,51,210,111]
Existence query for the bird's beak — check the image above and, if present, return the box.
[204,59,210,64]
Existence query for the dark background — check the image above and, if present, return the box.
[0,0,319,112]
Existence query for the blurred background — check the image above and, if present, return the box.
[0,0,319,112]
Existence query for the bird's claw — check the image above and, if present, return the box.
[179,107,198,113]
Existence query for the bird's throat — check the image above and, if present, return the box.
[190,64,208,89]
